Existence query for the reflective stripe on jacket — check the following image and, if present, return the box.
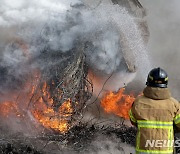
[129,86,180,154]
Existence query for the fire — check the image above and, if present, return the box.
[0,68,135,133]
[101,88,135,119]
[0,78,73,133]
[0,101,21,118]
[31,82,73,133]
[32,101,72,133]
[0,40,73,133]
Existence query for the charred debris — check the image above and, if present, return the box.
[0,124,136,154]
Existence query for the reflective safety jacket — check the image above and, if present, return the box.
[129,86,180,154]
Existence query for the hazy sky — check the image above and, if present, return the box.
[139,0,180,99]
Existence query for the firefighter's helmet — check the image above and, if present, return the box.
[146,67,168,88]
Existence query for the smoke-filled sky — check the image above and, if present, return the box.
[139,0,180,99]
[0,0,150,96]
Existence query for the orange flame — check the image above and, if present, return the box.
[32,100,73,133]
[31,82,73,133]
[0,78,73,133]
[0,101,21,118]
[0,41,72,133]
[101,88,135,119]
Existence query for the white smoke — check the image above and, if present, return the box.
[0,0,81,26]
[0,0,150,94]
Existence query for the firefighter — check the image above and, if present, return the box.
[129,67,180,154]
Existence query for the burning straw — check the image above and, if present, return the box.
[27,44,93,133]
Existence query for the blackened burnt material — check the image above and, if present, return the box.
[39,124,137,153]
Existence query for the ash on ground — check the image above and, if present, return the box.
[0,123,136,154]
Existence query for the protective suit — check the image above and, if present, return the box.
[129,86,180,154]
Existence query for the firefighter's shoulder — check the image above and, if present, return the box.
[169,97,179,104]
[133,95,147,105]
[131,95,148,113]
[169,97,180,112]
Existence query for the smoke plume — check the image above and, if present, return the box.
[0,0,150,96]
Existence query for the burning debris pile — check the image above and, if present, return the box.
[29,45,93,133]
[0,0,151,153]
